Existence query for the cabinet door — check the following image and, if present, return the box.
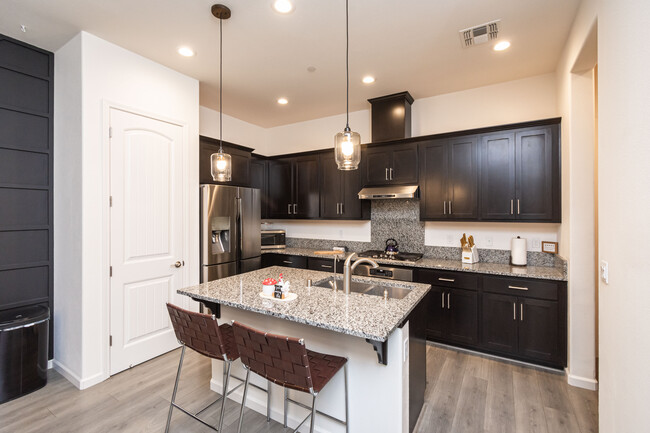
[250,158,268,219]
[362,147,392,186]
[426,286,445,341]
[480,132,516,220]
[481,292,518,355]
[267,159,293,218]
[294,156,320,218]
[448,135,478,219]
[518,298,560,363]
[391,143,419,184]
[419,139,448,219]
[445,288,479,345]
[341,166,363,219]
[319,153,342,219]
[515,127,553,220]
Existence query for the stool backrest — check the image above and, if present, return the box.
[232,321,314,393]
[166,303,228,360]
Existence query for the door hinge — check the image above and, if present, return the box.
[109,196,113,207]
[109,127,113,139]
[110,266,113,277]
[109,335,113,347]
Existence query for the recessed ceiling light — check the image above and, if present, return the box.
[273,0,294,14]
[493,41,510,51]
[362,76,375,84]
[277,98,288,105]
[178,47,195,57]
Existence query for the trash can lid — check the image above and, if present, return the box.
[0,305,50,331]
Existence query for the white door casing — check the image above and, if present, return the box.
[109,108,184,375]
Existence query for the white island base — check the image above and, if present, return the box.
[210,306,411,433]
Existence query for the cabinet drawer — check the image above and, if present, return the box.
[307,257,342,272]
[482,276,558,301]
[277,255,307,269]
[417,269,478,290]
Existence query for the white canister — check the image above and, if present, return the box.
[511,236,527,266]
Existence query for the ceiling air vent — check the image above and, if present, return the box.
[459,20,500,48]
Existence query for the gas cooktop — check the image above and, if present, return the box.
[357,250,423,263]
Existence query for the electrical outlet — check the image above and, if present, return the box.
[600,260,609,284]
[446,234,454,245]
[532,238,541,251]
[485,236,493,247]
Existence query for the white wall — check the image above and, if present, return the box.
[555,0,598,390]
[53,33,84,378]
[598,0,650,430]
[241,73,561,250]
[200,106,266,153]
[54,31,199,388]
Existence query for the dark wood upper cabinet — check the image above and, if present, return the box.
[267,159,292,218]
[362,143,418,186]
[479,124,560,222]
[250,156,268,219]
[199,136,252,187]
[319,152,368,220]
[267,155,320,219]
[420,136,478,220]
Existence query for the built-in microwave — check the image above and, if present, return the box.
[261,230,286,250]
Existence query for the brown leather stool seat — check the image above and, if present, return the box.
[232,321,349,433]
[164,303,240,432]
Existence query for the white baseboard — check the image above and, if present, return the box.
[209,377,329,433]
[565,368,599,390]
[47,360,53,370]
[53,360,108,390]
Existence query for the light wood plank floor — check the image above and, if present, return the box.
[0,344,598,432]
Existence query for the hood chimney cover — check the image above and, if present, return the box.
[368,91,414,142]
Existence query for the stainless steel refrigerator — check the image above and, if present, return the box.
[200,185,261,282]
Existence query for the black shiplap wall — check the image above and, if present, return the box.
[0,34,54,358]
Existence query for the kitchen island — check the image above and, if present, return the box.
[178,266,431,433]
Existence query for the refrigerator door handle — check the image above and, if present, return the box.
[237,197,243,262]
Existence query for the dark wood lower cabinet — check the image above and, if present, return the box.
[481,292,519,355]
[518,297,559,363]
[261,253,307,269]
[445,288,478,345]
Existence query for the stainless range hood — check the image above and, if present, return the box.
[358,185,419,200]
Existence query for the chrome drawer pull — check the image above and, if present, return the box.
[320,264,332,268]
[282,260,293,264]
[508,285,529,291]
[438,278,455,283]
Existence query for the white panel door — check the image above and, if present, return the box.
[109,108,185,375]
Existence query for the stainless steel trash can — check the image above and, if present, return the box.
[0,305,49,404]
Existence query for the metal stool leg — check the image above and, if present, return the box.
[165,345,186,433]
[237,369,251,433]
[266,380,271,422]
[218,361,232,432]
[344,363,349,433]
[309,395,317,433]
[284,387,289,427]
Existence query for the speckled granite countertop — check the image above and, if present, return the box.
[263,248,567,281]
[178,266,431,342]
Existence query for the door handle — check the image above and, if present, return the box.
[237,197,243,256]
[390,168,394,180]
[288,203,292,215]
[447,293,450,310]
[510,199,514,215]
[336,203,340,215]
[520,303,524,321]
[385,168,389,181]
[448,201,452,214]
[443,201,446,215]
[441,292,445,309]
[517,199,520,215]
[340,203,344,214]
[174,261,182,268]
[293,203,297,214]
[513,302,516,320]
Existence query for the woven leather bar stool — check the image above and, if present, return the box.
[165,303,242,432]
[232,321,349,433]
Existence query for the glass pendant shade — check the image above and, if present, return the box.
[334,127,361,170]
[211,151,232,181]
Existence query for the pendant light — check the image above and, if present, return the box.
[334,0,361,170]
[210,4,232,182]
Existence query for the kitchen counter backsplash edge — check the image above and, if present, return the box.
[265,238,567,281]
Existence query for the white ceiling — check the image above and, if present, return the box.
[0,0,581,128]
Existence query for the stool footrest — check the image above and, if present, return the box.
[286,396,347,426]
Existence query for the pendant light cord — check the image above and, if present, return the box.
[345,0,350,130]
[219,15,223,153]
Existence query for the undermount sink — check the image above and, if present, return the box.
[314,277,411,300]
